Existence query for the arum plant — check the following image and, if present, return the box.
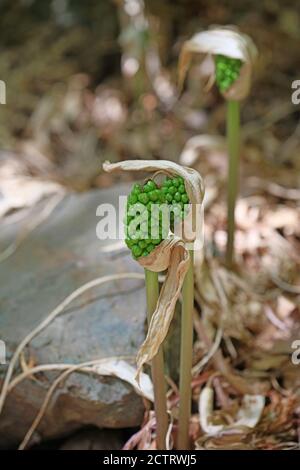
[104,160,204,450]
[179,27,257,267]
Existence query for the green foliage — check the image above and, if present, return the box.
[215,54,242,92]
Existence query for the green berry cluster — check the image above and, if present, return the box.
[215,54,242,92]
[124,177,190,259]
[125,181,166,259]
[161,176,189,226]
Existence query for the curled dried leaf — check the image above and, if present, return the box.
[137,237,190,377]
[178,26,257,101]
[199,385,265,436]
[91,359,154,402]
[103,159,204,208]
[199,386,224,435]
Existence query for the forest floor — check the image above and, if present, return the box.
[0,0,299,449]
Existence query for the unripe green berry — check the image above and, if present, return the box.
[132,245,142,258]
[181,194,189,204]
[129,194,138,204]
[174,192,181,202]
[138,193,149,204]
[215,54,242,92]
[169,186,176,196]
[133,184,142,194]
[144,180,156,192]
[149,190,159,202]
[125,238,135,248]
[139,240,147,249]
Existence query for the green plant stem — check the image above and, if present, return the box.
[226,100,240,268]
[177,249,194,450]
[145,269,168,450]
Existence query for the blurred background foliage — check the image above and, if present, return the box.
[0,0,299,189]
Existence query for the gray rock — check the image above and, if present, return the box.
[60,428,124,450]
[0,184,147,448]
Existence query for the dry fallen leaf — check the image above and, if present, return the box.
[89,359,154,402]
[199,385,265,435]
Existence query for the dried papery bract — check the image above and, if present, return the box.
[136,236,189,375]
[178,27,257,101]
[103,160,204,209]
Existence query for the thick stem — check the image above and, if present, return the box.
[145,269,168,450]
[226,100,240,268]
[177,250,194,449]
